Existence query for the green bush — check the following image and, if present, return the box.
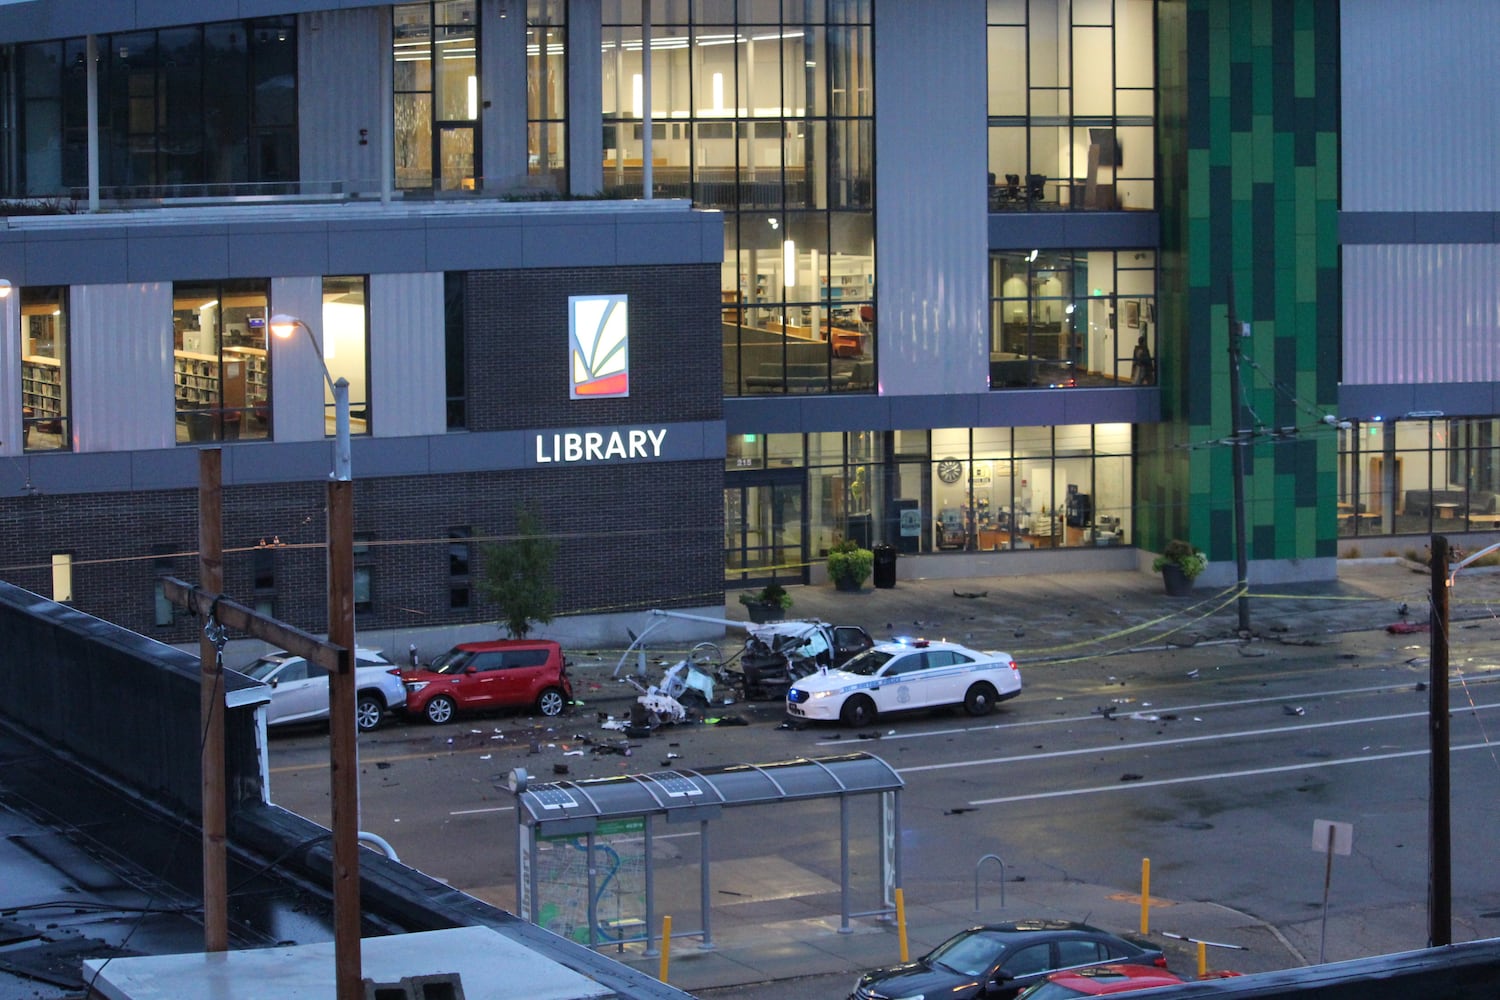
[827,539,874,589]
[739,583,793,610]
[1151,539,1207,580]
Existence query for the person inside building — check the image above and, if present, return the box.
[1131,335,1155,385]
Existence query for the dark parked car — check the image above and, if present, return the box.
[849,920,1168,1000]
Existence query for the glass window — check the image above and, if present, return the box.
[528,0,567,190]
[986,0,1155,212]
[323,276,370,436]
[444,272,466,428]
[51,552,73,603]
[989,249,1156,389]
[19,286,70,452]
[172,280,271,443]
[13,18,295,198]
[603,4,874,397]
[394,2,481,191]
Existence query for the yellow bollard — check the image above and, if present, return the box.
[659,915,672,983]
[895,887,909,963]
[1198,940,1207,978]
[1140,858,1151,935]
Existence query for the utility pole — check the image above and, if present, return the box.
[1227,311,1251,634]
[198,448,227,953]
[1428,534,1452,947]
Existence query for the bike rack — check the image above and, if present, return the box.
[975,853,1006,911]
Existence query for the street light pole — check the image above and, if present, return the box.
[1227,311,1251,635]
[1429,534,1451,948]
[270,314,360,1000]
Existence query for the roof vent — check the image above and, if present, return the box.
[364,972,465,1000]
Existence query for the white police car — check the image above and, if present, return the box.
[786,638,1021,727]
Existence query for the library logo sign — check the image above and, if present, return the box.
[569,294,628,399]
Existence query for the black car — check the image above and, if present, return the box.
[849,919,1168,1000]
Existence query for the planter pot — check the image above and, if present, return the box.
[834,577,863,592]
[1161,564,1194,596]
[745,601,785,624]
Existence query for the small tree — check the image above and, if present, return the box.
[478,506,559,638]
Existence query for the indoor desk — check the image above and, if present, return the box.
[1434,502,1461,519]
[1467,513,1500,528]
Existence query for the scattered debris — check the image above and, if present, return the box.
[1186,669,1200,678]
[1283,705,1306,716]
[563,749,585,757]
[376,761,392,770]
[479,754,491,760]
[1387,622,1429,634]
[1119,773,1144,782]
[1415,681,1428,691]
[1093,706,1118,720]
[953,590,988,599]
[705,715,748,726]
[857,731,883,739]
[945,807,976,815]
[552,763,568,775]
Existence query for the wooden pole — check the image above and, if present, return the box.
[198,448,228,953]
[1429,535,1452,947]
[328,478,362,1000]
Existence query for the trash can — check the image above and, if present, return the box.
[872,543,898,589]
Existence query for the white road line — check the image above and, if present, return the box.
[450,805,515,816]
[895,702,1500,775]
[814,677,1500,747]
[967,741,1495,806]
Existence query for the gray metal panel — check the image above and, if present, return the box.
[1344,244,1500,383]
[568,0,604,196]
[520,219,621,268]
[1342,1,1500,211]
[267,276,326,443]
[298,7,385,192]
[0,294,17,458]
[127,231,231,281]
[232,223,330,277]
[989,212,1160,251]
[71,283,177,453]
[428,430,529,472]
[325,217,433,274]
[27,232,129,285]
[369,272,447,437]
[223,438,344,484]
[483,0,529,192]
[421,216,526,271]
[874,0,989,396]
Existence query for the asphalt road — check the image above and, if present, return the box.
[263,612,1500,997]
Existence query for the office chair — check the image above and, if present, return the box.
[1005,173,1021,202]
[1027,173,1047,203]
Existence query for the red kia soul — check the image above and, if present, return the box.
[403,639,573,724]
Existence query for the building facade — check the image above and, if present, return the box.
[0,0,1487,644]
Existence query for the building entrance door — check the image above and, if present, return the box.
[724,474,805,586]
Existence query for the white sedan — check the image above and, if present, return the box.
[785,638,1021,727]
[241,646,406,732]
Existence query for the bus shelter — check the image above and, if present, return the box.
[508,753,903,953]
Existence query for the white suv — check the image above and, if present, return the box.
[241,646,405,732]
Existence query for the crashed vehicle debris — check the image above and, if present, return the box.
[614,610,875,703]
[736,619,875,699]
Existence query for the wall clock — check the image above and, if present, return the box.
[937,458,963,484]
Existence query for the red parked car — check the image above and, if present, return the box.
[402,639,573,724]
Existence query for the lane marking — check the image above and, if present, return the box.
[967,742,1496,806]
[896,701,1500,775]
[451,805,515,816]
[815,677,1500,747]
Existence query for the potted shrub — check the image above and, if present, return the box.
[1152,539,1207,596]
[827,539,875,592]
[739,582,793,623]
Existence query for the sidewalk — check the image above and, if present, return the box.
[577,558,1497,995]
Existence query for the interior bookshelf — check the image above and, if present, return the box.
[174,350,219,407]
[21,356,63,418]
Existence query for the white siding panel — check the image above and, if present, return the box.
[1343,1,1500,211]
[269,277,326,442]
[299,8,385,191]
[874,0,990,395]
[369,273,446,437]
[0,295,18,458]
[71,284,175,453]
[1344,245,1500,384]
